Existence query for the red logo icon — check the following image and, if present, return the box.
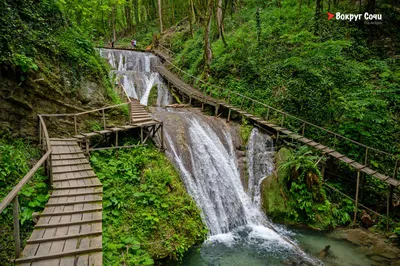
[327,12,335,20]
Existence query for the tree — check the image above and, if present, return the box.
[204,0,214,72]
[158,0,163,33]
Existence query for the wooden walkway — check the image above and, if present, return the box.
[72,99,163,150]
[130,98,157,125]
[16,139,102,265]
[156,65,400,188]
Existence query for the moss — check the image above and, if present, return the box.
[262,148,292,222]
[239,118,253,146]
[147,85,159,107]
[90,144,207,265]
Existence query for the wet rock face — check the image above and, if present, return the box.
[0,71,110,139]
[330,228,400,265]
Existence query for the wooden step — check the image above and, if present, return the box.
[15,247,102,264]
[53,175,97,182]
[35,218,102,229]
[40,207,103,216]
[27,231,102,244]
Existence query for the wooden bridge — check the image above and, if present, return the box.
[153,49,399,227]
[0,98,163,265]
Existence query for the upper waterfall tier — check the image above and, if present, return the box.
[99,49,172,106]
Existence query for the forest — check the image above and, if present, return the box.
[0,0,399,265]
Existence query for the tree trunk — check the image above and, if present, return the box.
[189,0,196,37]
[112,5,116,42]
[204,0,214,73]
[216,0,227,46]
[125,0,133,32]
[158,0,163,33]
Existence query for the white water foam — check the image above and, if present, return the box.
[99,48,173,106]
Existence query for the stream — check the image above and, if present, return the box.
[100,49,378,266]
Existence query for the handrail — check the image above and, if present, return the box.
[0,150,51,214]
[0,115,53,259]
[157,44,175,56]
[120,84,131,103]
[40,102,130,117]
[159,55,398,160]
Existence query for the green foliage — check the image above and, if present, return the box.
[13,54,38,73]
[0,138,49,265]
[0,0,116,103]
[168,0,400,176]
[90,144,207,265]
[239,118,253,146]
[275,147,352,229]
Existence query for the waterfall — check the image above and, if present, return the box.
[99,48,172,106]
[99,49,319,264]
[247,128,275,207]
[154,109,319,263]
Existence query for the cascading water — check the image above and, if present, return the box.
[154,109,319,265]
[247,128,275,207]
[100,49,319,264]
[99,48,173,106]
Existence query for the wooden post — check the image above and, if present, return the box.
[189,96,192,105]
[333,135,337,148]
[161,123,164,150]
[353,171,361,224]
[39,120,42,146]
[201,103,204,111]
[266,107,270,121]
[301,122,306,136]
[215,105,219,116]
[129,102,132,124]
[42,127,45,150]
[387,184,392,231]
[74,115,77,135]
[227,94,231,104]
[360,147,369,202]
[85,137,89,155]
[140,127,144,143]
[240,98,245,109]
[281,114,285,127]
[49,156,53,186]
[227,109,232,122]
[115,131,119,148]
[13,195,21,258]
[102,109,106,129]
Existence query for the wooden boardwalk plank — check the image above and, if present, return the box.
[157,64,400,188]
[17,140,102,266]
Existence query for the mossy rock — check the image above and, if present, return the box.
[261,147,292,222]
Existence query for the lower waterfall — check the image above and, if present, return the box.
[99,49,319,264]
[154,109,318,264]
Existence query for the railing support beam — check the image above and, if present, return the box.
[13,195,21,258]
[353,171,361,224]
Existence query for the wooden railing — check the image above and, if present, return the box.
[159,56,399,180]
[157,44,175,57]
[0,102,130,260]
[0,116,52,258]
[40,102,130,135]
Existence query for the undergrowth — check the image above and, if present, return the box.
[90,143,207,265]
[0,138,49,265]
